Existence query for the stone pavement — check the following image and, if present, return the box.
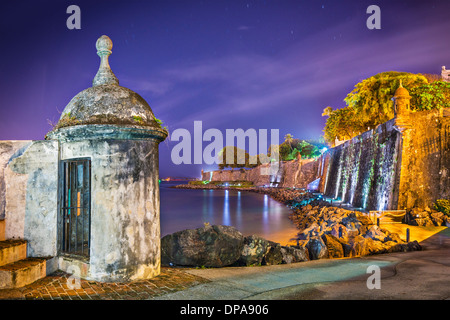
[0,267,209,300]
[1,227,449,300]
[153,227,450,300]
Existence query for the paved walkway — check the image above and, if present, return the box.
[0,267,209,300]
[153,227,450,300]
[1,227,449,300]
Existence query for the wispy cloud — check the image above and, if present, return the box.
[120,76,173,96]
[237,25,252,31]
[125,17,450,130]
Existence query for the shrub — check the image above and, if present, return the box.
[434,199,450,216]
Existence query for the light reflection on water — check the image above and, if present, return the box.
[160,182,298,243]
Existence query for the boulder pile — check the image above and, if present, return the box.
[405,207,450,227]
[289,204,422,259]
[161,224,309,268]
[163,187,425,268]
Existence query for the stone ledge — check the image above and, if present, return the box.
[0,258,46,289]
[0,221,4,241]
[0,240,27,267]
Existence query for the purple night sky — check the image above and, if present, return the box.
[1,0,449,178]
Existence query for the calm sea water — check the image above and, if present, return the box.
[160,181,299,244]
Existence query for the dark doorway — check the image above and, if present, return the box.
[60,159,91,257]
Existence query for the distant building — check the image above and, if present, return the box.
[442,66,450,82]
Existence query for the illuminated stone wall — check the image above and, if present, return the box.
[201,107,450,211]
[321,119,402,211]
[397,108,450,209]
[321,107,450,211]
[202,158,320,188]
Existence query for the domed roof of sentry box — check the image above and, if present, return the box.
[394,80,411,98]
[46,35,167,141]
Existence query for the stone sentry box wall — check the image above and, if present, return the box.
[0,35,167,282]
[0,140,59,257]
[51,128,163,282]
[45,35,168,282]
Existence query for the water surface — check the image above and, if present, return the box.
[160,182,299,244]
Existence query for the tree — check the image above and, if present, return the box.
[218,146,262,169]
[322,71,430,145]
[278,139,321,160]
[218,146,245,169]
[284,134,294,151]
[409,81,450,111]
[322,106,365,145]
[344,71,428,127]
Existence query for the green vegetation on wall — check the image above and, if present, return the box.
[435,199,450,216]
[322,71,449,145]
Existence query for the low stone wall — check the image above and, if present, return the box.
[0,141,33,220]
[202,158,321,189]
[0,140,59,257]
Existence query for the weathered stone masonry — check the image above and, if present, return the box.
[0,35,167,282]
[202,158,320,189]
[321,84,450,210]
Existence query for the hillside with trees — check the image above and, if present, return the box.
[322,71,450,145]
[217,135,326,169]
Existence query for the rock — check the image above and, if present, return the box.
[306,236,329,260]
[431,211,445,226]
[329,224,348,239]
[381,241,400,253]
[262,242,283,265]
[298,222,320,239]
[390,240,422,253]
[343,235,369,257]
[321,234,344,258]
[364,225,388,242]
[416,217,434,227]
[407,240,422,251]
[238,235,269,266]
[342,212,366,235]
[406,214,418,226]
[290,203,420,259]
[356,213,374,226]
[384,230,404,243]
[391,243,409,253]
[363,237,384,255]
[414,210,434,227]
[161,224,244,267]
[280,245,309,264]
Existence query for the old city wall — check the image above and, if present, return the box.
[397,108,450,209]
[202,107,450,211]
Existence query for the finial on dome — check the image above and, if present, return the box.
[399,79,403,87]
[93,35,119,86]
